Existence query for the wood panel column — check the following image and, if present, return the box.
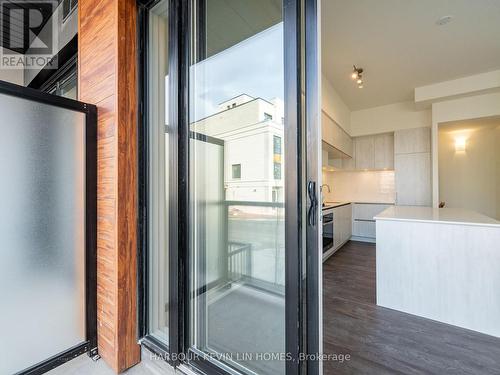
[78,0,140,372]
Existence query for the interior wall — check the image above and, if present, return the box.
[0,48,24,85]
[322,170,395,204]
[438,120,500,220]
[431,91,500,206]
[350,101,431,137]
[322,74,351,134]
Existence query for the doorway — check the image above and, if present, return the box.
[320,1,500,373]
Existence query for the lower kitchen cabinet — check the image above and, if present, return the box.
[352,203,392,242]
[352,220,376,238]
[333,204,352,250]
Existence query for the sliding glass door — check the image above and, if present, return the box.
[147,0,170,345]
[188,1,286,373]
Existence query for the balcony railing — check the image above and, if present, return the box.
[224,200,285,296]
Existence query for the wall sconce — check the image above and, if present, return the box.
[455,137,466,152]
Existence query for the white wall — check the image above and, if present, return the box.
[322,170,395,204]
[322,74,351,134]
[415,70,500,105]
[350,101,431,137]
[0,48,24,85]
[438,120,500,220]
[431,92,500,206]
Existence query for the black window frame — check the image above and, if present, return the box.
[137,0,320,374]
[39,54,78,98]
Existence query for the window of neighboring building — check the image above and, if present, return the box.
[264,112,273,121]
[274,162,281,180]
[232,164,241,179]
[63,0,78,23]
[41,56,77,99]
[273,135,282,155]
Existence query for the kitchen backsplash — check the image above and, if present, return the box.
[322,170,396,203]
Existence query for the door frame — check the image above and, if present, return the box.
[304,0,322,373]
[137,0,320,373]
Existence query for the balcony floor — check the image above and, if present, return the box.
[47,348,176,375]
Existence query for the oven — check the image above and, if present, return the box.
[322,208,334,254]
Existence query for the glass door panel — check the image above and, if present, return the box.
[188,1,286,374]
[146,0,170,345]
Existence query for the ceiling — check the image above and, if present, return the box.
[322,0,500,111]
[206,0,281,58]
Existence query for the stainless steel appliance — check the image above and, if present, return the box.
[322,207,334,254]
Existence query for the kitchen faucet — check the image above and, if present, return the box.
[320,184,331,206]
[321,184,331,193]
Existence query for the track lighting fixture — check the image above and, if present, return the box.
[351,65,364,88]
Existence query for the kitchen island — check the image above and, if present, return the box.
[375,206,500,338]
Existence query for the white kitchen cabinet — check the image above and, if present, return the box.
[322,148,329,167]
[353,203,391,220]
[352,203,392,242]
[322,111,353,157]
[341,156,355,170]
[353,221,376,238]
[354,136,375,170]
[333,204,352,251]
[395,152,431,206]
[353,133,394,170]
[394,127,432,206]
[374,133,394,169]
[394,127,430,154]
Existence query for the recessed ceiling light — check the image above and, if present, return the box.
[436,15,453,26]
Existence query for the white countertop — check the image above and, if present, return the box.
[375,206,500,227]
[323,201,394,210]
[323,202,350,209]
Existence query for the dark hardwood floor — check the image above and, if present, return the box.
[323,241,500,375]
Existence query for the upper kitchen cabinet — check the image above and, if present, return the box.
[394,127,430,154]
[374,133,394,170]
[354,136,375,169]
[322,111,353,157]
[394,127,431,206]
[322,141,351,169]
[354,133,394,170]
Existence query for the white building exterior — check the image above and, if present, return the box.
[193,94,285,203]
